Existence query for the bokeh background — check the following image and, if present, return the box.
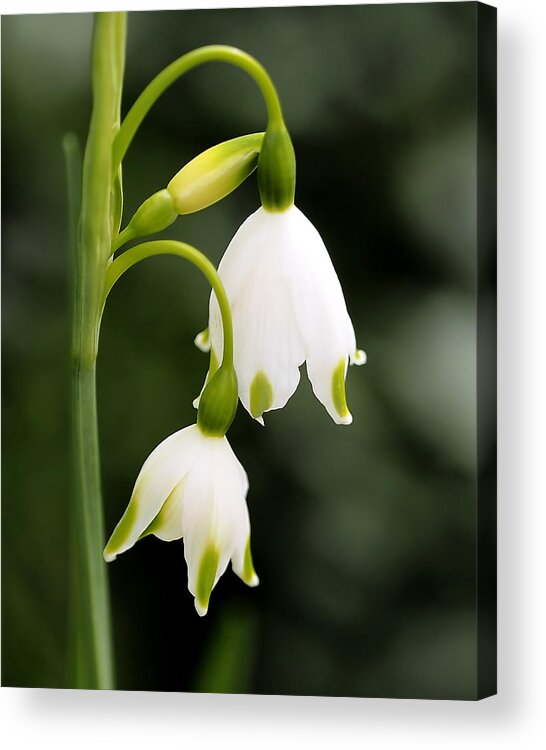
[2,3,496,698]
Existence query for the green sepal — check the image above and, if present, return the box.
[197,363,238,437]
[257,122,296,212]
[168,133,264,215]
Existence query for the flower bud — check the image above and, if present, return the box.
[125,188,178,238]
[167,133,264,215]
[197,363,238,437]
[257,122,296,212]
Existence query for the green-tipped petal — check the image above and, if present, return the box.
[249,370,273,422]
[242,537,259,587]
[194,543,220,617]
[103,426,200,562]
[331,358,352,425]
[103,501,140,562]
[232,535,259,587]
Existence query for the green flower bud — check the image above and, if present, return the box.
[197,363,238,437]
[167,133,264,215]
[257,122,296,212]
[127,188,178,237]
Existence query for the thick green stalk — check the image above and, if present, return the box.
[71,11,126,689]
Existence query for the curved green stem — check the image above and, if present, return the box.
[113,45,284,172]
[104,240,233,366]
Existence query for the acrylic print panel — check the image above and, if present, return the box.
[1,2,497,699]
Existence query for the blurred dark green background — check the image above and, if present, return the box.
[2,4,495,698]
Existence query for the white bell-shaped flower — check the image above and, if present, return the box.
[103,424,258,616]
[206,205,366,425]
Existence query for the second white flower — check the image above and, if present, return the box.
[207,205,365,425]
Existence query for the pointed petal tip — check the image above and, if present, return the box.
[194,328,211,353]
[194,599,208,617]
[103,548,117,563]
[330,410,353,425]
[331,359,353,425]
[194,543,219,619]
[255,415,265,427]
[352,349,367,366]
[249,371,273,423]
[237,538,260,587]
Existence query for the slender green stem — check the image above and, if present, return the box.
[71,11,126,689]
[113,45,284,172]
[103,240,234,366]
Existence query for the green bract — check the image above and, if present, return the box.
[168,133,264,214]
[196,362,238,437]
[257,122,296,212]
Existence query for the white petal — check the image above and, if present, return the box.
[103,425,200,561]
[284,206,359,424]
[306,357,353,425]
[231,534,259,588]
[210,207,305,421]
[181,435,251,615]
[147,479,186,542]
[214,207,271,308]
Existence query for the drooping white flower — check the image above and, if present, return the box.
[205,205,366,425]
[103,424,258,616]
